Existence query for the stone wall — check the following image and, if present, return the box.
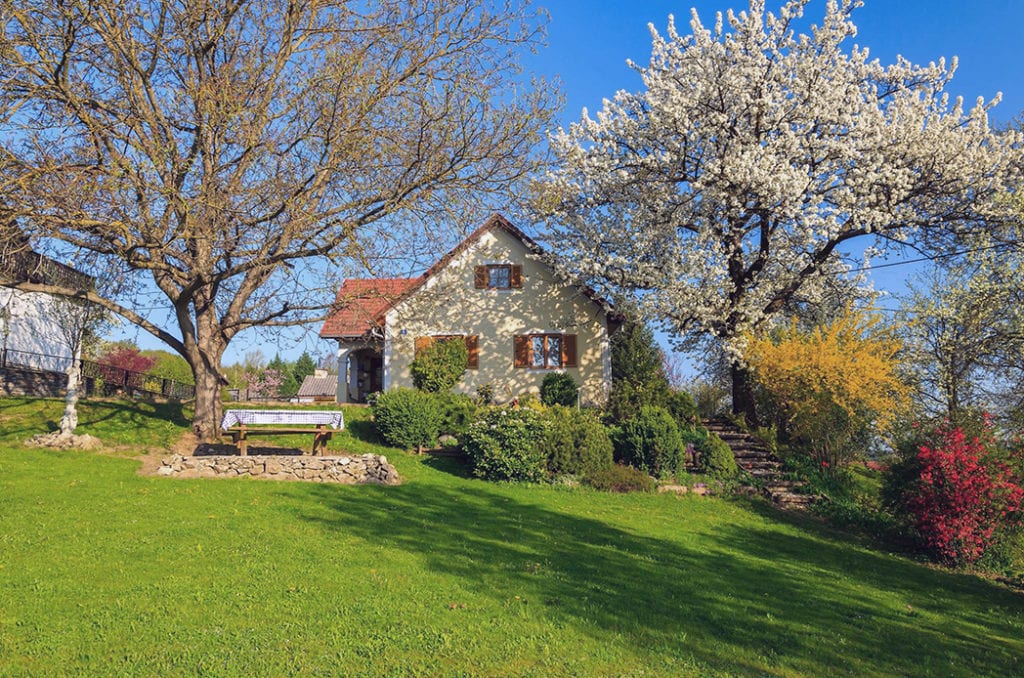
[157,453,401,485]
[1,367,67,397]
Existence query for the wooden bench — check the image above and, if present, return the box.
[220,410,345,456]
[226,423,333,456]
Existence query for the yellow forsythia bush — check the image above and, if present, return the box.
[746,309,910,466]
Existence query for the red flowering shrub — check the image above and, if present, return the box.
[97,346,157,375]
[903,425,1023,565]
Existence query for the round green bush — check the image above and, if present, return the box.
[410,338,468,392]
[372,388,442,452]
[434,391,478,438]
[697,432,739,479]
[583,464,656,493]
[540,405,614,476]
[614,405,685,478]
[665,390,699,429]
[463,407,547,481]
[540,372,579,407]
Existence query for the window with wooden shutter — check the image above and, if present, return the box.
[513,335,530,368]
[510,264,523,288]
[414,336,433,358]
[476,264,520,289]
[465,335,479,369]
[562,334,578,367]
[514,333,577,369]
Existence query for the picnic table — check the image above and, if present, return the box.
[220,409,345,456]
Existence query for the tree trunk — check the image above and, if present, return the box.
[192,362,225,443]
[59,359,81,436]
[730,363,758,427]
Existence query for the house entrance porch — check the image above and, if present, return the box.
[336,342,383,403]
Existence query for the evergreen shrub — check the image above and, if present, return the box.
[697,433,739,479]
[372,388,442,452]
[411,339,468,392]
[615,406,685,478]
[540,372,579,407]
[540,405,614,476]
[464,408,547,481]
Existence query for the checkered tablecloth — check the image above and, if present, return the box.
[220,410,345,430]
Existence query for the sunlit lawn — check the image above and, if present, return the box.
[1,398,1022,676]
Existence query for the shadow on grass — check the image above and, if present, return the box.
[420,451,474,479]
[292,480,1024,675]
[344,418,384,446]
[0,397,190,442]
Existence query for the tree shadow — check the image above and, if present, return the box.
[344,417,383,445]
[289,481,1024,674]
[420,451,473,478]
[0,397,190,441]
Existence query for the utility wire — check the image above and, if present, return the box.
[846,241,1017,274]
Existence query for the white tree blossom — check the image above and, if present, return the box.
[901,235,1024,421]
[533,0,1022,418]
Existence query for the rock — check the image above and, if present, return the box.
[156,466,174,476]
[658,484,688,495]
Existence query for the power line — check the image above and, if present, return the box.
[847,242,1016,274]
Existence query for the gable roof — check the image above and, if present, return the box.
[296,374,339,398]
[319,213,611,339]
[319,277,421,338]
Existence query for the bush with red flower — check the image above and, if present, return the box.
[886,419,1024,565]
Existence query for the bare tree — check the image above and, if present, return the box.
[47,294,108,439]
[0,0,557,440]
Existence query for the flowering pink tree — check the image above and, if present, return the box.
[243,369,285,401]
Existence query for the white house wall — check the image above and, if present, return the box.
[384,228,610,406]
[0,288,77,371]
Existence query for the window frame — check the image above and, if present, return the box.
[529,333,563,370]
[485,264,512,289]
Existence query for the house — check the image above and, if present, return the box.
[295,369,340,403]
[320,214,616,405]
[0,235,95,395]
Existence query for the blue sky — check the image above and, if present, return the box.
[119,0,1024,366]
[520,0,1024,372]
[531,0,1024,129]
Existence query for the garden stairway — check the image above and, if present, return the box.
[702,419,815,510]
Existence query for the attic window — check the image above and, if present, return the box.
[474,264,522,289]
[488,265,510,289]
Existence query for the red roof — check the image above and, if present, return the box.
[319,277,421,338]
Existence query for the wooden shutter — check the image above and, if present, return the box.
[513,335,530,368]
[414,336,433,358]
[474,265,487,288]
[465,335,479,369]
[562,334,578,367]
[510,264,523,288]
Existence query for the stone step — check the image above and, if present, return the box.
[746,468,786,479]
[762,481,806,491]
[771,494,816,506]
[732,448,773,458]
[737,461,782,471]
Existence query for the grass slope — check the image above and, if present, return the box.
[1,398,1022,676]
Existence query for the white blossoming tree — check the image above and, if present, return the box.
[533,0,1022,421]
[901,235,1024,421]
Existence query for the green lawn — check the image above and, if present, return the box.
[1,398,1022,676]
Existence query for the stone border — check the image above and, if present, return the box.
[157,453,400,485]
